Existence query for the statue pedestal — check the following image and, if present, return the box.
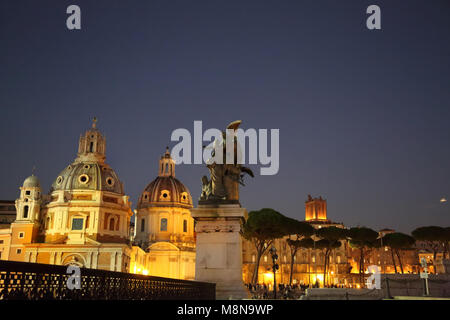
[191,203,249,300]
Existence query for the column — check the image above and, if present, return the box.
[110,252,117,271]
[116,252,123,272]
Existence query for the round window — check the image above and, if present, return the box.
[182,195,186,200]
[84,165,90,169]
[78,174,89,184]
[56,176,63,185]
[144,194,148,200]
[163,193,168,198]
[106,177,115,186]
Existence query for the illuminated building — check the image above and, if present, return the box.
[242,195,428,287]
[134,148,195,280]
[0,120,135,270]
[0,122,196,280]
[242,195,349,287]
[305,195,327,221]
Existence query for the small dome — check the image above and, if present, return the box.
[23,175,40,188]
[50,161,124,194]
[138,176,192,209]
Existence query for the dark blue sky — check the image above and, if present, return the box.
[1,1,449,233]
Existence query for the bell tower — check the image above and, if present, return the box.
[76,117,106,163]
[15,174,42,223]
[10,174,42,261]
[158,147,175,177]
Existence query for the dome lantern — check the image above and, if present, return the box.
[158,146,175,177]
[138,147,192,209]
[76,117,106,163]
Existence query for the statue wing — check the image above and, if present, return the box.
[227,120,242,131]
[241,166,254,178]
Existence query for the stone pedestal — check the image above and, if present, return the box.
[191,203,249,300]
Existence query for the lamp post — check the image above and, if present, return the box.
[269,246,279,299]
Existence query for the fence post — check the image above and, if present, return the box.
[385,277,392,299]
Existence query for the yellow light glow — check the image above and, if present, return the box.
[263,272,274,285]
[311,274,324,285]
[143,269,149,275]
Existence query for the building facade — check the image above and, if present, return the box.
[242,195,425,288]
[133,148,195,280]
[0,121,134,271]
[0,121,196,280]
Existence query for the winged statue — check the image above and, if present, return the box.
[200,120,254,204]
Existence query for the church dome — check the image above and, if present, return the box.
[50,119,124,195]
[51,162,124,194]
[23,174,40,188]
[137,148,192,209]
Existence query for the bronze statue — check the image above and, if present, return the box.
[199,120,254,204]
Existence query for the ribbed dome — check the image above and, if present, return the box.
[50,161,124,194]
[23,175,40,188]
[138,176,192,209]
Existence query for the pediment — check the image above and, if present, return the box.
[148,241,180,251]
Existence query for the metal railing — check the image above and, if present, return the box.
[0,260,215,300]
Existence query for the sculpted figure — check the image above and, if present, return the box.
[199,120,254,203]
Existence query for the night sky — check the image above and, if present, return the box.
[1,1,449,233]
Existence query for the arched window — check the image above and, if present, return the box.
[23,205,29,219]
[141,218,145,232]
[160,218,168,231]
[183,219,188,233]
[89,141,94,152]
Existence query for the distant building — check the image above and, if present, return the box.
[242,195,430,287]
[242,195,349,287]
[0,200,16,229]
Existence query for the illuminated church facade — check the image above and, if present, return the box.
[0,121,195,279]
[133,148,195,279]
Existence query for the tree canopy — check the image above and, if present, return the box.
[412,226,446,242]
[283,217,314,238]
[383,232,415,249]
[242,208,289,241]
[347,227,379,249]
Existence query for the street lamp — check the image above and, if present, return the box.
[269,246,279,299]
